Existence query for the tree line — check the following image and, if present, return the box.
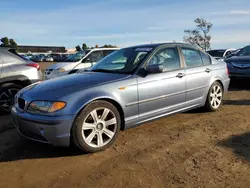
[0,37,18,49]
[75,43,118,51]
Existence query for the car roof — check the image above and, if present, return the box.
[127,42,200,50]
[88,48,120,52]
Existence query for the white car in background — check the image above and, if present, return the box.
[206,49,236,60]
[45,48,119,79]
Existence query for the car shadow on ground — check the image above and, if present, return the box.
[229,79,250,91]
[218,132,250,163]
[0,114,83,162]
[0,135,84,162]
[224,100,250,105]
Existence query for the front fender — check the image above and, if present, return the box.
[61,88,125,116]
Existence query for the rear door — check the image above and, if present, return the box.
[180,47,212,104]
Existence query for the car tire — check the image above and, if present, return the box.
[204,81,223,112]
[0,83,22,114]
[71,100,121,153]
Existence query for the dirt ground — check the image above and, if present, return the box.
[0,80,250,188]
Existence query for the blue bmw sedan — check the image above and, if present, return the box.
[11,43,230,153]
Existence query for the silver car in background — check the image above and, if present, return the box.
[11,43,230,153]
[0,48,42,113]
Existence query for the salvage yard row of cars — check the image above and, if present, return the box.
[0,43,249,153]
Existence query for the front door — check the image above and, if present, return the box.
[137,46,186,120]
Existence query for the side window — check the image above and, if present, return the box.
[200,52,211,65]
[102,50,115,57]
[148,47,181,71]
[225,50,232,57]
[89,51,103,62]
[181,48,203,68]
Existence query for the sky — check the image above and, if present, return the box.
[0,0,250,49]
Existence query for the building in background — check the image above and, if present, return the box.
[17,45,66,53]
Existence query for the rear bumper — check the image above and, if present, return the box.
[11,107,76,146]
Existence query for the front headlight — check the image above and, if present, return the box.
[28,101,66,113]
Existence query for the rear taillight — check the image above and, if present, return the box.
[226,65,229,75]
[26,63,40,71]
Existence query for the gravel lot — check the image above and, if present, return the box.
[0,76,250,188]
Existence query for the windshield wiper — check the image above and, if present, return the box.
[90,69,130,74]
[91,69,117,73]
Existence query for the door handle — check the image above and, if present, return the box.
[176,73,185,78]
[205,68,211,73]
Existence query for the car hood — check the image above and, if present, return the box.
[47,62,78,70]
[22,72,130,98]
[225,56,250,63]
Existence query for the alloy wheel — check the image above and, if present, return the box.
[81,107,117,148]
[210,85,222,109]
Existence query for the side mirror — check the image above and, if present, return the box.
[146,64,163,74]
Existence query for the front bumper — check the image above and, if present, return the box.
[11,107,76,147]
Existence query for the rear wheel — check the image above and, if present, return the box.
[0,83,22,114]
[71,100,121,153]
[205,81,223,112]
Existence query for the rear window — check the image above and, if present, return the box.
[0,49,25,64]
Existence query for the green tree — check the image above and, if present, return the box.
[0,37,10,47]
[75,45,81,51]
[9,39,17,49]
[82,43,88,50]
[183,18,213,50]
[101,44,117,48]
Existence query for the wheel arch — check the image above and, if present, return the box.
[74,97,125,130]
[0,75,32,88]
[209,77,224,91]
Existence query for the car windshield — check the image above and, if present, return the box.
[89,47,151,74]
[207,50,226,57]
[237,46,250,56]
[63,50,90,62]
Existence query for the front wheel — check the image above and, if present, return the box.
[71,100,121,153]
[204,81,223,112]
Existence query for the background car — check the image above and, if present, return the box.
[44,48,119,79]
[224,45,250,78]
[207,49,235,60]
[0,48,42,113]
[31,54,45,62]
[12,43,230,153]
[224,48,242,59]
[44,55,54,62]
